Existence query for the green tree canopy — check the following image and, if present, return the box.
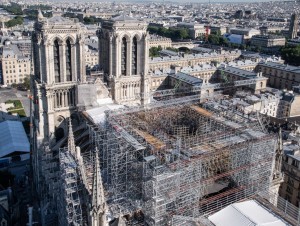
[5,16,23,28]
[0,3,23,15]
[147,26,191,40]
[149,46,162,57]
[281,45,300,66]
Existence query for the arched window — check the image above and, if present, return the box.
[121,37,127,76]
[66,39,72,81]
[132,37,137,75]
[53,40,61,83]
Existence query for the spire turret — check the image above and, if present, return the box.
[91,148,108,226]
[68,119,76,157]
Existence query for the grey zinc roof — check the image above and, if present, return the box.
[220,66,257,78]
[169,72,203,86]
[259,61,300,74]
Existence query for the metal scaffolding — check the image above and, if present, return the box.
[58,147,84,226]
[86,98,277,225]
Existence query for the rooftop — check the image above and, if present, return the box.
[259,62,300,74]
[0,120,30,158]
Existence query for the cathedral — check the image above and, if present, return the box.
[31,11,273,226]
[31,12,154,226]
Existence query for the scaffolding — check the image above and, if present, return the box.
[58,147,84,226]
[86,99,277,225]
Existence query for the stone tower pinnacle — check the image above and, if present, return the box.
[91,148,108,226]
[67,119,76,157]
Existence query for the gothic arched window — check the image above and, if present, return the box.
[132,36,137,75]
[66,39,72,81]
[53,39,61,83]
[121,37,127,76]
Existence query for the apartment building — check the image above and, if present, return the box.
[177,22,208,39]
[0,45,31,85]
[280,143,300,207]
[256,62,300,90]
[251,35,286,48]
[149,35,172,49]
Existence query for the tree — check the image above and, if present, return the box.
[149,46,162,57]
[0,3,23,15]
[83,16,95,24]
[23,77,30,90]
[281,45,300,66]
[147,26,191,40]
[208,34,220,45]
[5,16,23,28]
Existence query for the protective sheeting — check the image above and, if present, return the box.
[85,104,124,124]
[208,200,289,226]
[0,120,30,158]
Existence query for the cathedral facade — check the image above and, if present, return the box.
[98,15,151,105]
[32,14,86,144]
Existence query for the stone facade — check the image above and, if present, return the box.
[32,14,86,148]
[256,62,300,90]
[149,50,241,72]
[98,15,150,105]
[149,35,172,49]
[251,35,286,48]
[0,51,31,85]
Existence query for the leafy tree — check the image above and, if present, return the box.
[149,46,162,57]
[0,3,23,15]
[147,26,159,34]
[83,16,101,24]
[147,26,191,40]
[280,45,300,66]
[5,16,23,28]
[208,34,220,44]
[23,77,30,90]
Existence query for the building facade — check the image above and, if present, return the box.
[0,49,31,85]
[251,35,286,48]
[98,15,150,105]
[256,62,300,90]
[32,15,86,142]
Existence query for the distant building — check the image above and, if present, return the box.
[251,35,286,48]
[149,35,172,49]
[230,28,260,39]
[177,22,207,39]
[289,13,299,39]
[210,25,227,35]
[228,28,260,44]
[259,26,285,35]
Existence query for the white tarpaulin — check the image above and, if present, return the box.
[208,200,289,226]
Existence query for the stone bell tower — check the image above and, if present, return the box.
[98,15,150,105]
[32,14,86,144]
